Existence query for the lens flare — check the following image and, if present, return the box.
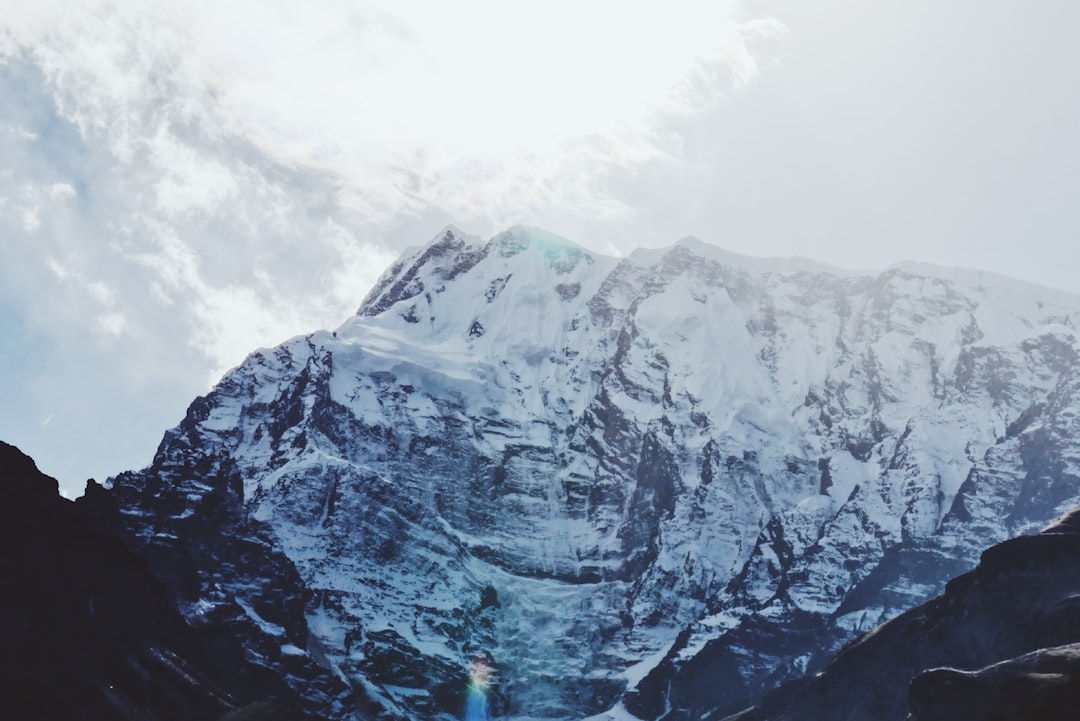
[465,654,493,721]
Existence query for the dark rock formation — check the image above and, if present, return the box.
[909,644,1080,721]
[0,440,311,721]
[720,506,1080,721]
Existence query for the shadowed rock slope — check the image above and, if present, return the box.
[720,507,1080,721]
[0,440,313,721]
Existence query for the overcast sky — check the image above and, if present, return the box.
[2,1,1079,497]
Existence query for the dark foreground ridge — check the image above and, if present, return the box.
[722,506,1080,721]
[0,441,313,721]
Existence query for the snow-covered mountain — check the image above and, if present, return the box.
[102,226,1080,720]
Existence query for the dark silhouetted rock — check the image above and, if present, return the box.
[0,441,311,721]
[719,507,1080,721]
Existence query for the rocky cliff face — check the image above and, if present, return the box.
[101,226,1080,720]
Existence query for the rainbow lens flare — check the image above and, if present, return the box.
[465,654,493,721]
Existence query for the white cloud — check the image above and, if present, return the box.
[6,0,785,393]
[318,217,398,312]
[21,204,39,230]
[86,281,113,305]
[96,312,127,336]
[124,217,393,383]
[150,129,239,216]
[45,256,68,279]
[1,0,784,237]
[48,182,75,199]
[0,0,790,496]
[5,0,1080,503]
[129,225,203,296]
[44,253,116,307]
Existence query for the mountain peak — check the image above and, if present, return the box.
[357,225,602,320]
[485,225,595,272]
[356,225,487,317]
[430,223,480,249]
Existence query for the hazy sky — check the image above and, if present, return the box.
[2,1,1078,496]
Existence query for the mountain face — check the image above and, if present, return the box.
[723,507,1080,721]
[0,440,313,720]
[100,226,1080,720]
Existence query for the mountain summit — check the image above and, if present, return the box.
[101,227,1080,719]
